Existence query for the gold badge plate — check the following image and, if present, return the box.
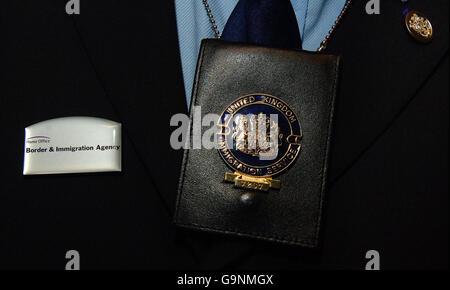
[224,172,280,192]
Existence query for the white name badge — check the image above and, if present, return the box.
[23,117,122,175]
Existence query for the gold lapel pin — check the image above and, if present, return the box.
[403,8,433,43]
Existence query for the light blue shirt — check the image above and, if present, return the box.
[175,0,347,107]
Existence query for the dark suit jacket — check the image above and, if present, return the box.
[0,0,447,269]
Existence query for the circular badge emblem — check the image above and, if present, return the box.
[217,94,302,178]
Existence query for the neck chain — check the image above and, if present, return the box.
[202,0,221,39]
[201,0,352,52]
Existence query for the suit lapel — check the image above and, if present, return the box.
[325,0,449,182]
[73,0,187,213]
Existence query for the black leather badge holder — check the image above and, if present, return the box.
[174,39,340,247]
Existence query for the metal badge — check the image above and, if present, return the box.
[217,94,302,192]
[405,10,433,43]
